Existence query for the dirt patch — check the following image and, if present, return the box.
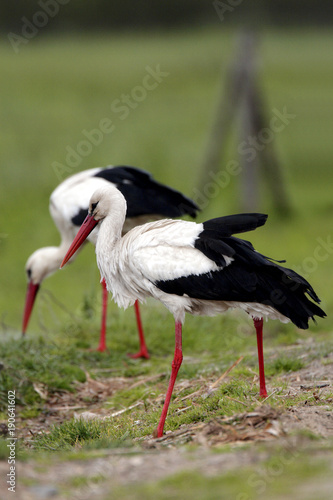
[277,354,333,438]
[281,405,333,437]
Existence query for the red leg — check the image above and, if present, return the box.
[127,300,150,359]
[96,278,108,352]
[253,317,267,398]
[155,321,183,438]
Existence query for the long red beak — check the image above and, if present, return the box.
[22,281,40,335]
[60,214,98,269]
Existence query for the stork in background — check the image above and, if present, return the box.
[61,185,326,437]
[22,165,199,357]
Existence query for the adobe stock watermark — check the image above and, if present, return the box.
[7,391,17,493]
[52,65,169,181]
[192,106,296,210]
[236,446,300,500]
[291,234,333,280]
[213,0,244,22]
[8,0,70,54]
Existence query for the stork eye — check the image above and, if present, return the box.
[27,268,32,280]
[91,201,99,213]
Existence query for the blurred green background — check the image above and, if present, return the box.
[0,1,332,337]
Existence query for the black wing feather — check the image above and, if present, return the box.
[71,208,88,227]
[94,165,199,218]
[201,213,268,236]
[194,214,267,267]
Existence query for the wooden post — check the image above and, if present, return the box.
[249,83,292,216]
[197,31,292,216]
[197,34,248,189]
[238,33,260,212]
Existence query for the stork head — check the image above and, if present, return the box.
[88,185,127,221]
[22,246,62,335]
[61,186,127,269]
[25,247,63,285]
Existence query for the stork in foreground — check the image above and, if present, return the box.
[61,185,326,437]
[22,166,199,357]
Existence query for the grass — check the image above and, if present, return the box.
[0,25,333,498]
[265,357,305,376]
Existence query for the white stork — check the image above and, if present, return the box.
[60,185,325,437]
[22,165,199,357]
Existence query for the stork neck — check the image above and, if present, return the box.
[29,245,69,284]
[51,243,76,272]
[97,210,125,255]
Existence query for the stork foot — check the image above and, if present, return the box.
[259,388,268,399]
[127,348,150,360]
[95,345,108,353]
[88,343,108,353]
[153,427,161,439]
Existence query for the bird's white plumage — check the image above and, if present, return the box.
[91,185,290,325]
[123,219,225,281]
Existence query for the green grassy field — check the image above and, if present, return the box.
[0,27,333,499]
[1,28,333,331]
